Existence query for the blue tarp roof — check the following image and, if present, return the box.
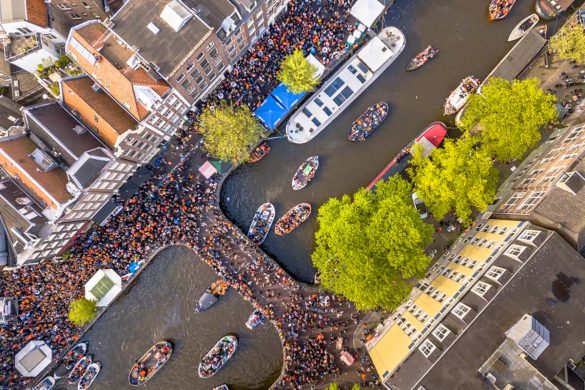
[254,95,288,130]
[272,83,306,111]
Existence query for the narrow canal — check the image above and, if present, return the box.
[221,0,547,283]
[55,246,282,390]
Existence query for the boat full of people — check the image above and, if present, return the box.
[249,142,270,163]
[508,14,539,41]
[78,362,101,390]
[444,76,480,115]
[63,342,88,370]
[68,355,92,384]
[274,203,312,236]
[489,0,517,20]
[406,46,439,71]
[247,203,275,245]
[348,102,389,142]
[32,376,56,390]
[286,27,405,144]
[292,156,319,190]
[195,279,229,312]
[198,335,239,378]
[128,341,173,386]
[245,309,265,330]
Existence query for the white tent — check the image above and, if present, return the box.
[350,0,385,28]
[85,269,122,307]
[306,54,325,78]
[15,340,52,377]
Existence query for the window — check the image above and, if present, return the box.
[432,324,450,342]
[418,339,437,358]
[324,77,344,97]
[519,229,539,243]
[185,63,194,72]
[175,73,185,83]
[181,79,191,90]
[196,52,204,62]
[486,266,506,281]
[472,281,491,297]
[505,244,526,260]
[452,303,471,320]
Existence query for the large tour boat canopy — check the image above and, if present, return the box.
[350,0,385,28]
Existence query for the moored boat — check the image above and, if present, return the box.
[249,142,270,163]
[489,0,517,20]
[247,203,275,245]
[195,279,229,312]
[78,362,101,390]
[274,203,312,236]
[33,376,55,390]
[348,102,389,142]
[245,309,265,330]
[128,341,173,386]
[406,46,439,71]
[444,76,480,115]
[508,14,539,41]
[69,355,92,384]
[292,156,319,190]
[64,342,88,370]
[213,385,230,390]
[198,335,239,378]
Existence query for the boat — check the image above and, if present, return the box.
[195,279,229,312]
[367,122,448,190]
[245,309,265,330]
[249,142,270,163]
[348,102,389,142]
[213,385,230,390]
[292,156,319,190]
[33,376,55,390]
[274,203,312,236]
[489,0,517,20]
[247,203,275,245]
[444,76,480,115]
[68,355,92,384]
[286,27,405,144]
[536,0,574,20]
[78,362,101,390]
[198,335,239,378]
[508,14,539,41]
[406,46,439,71]
[63,342,88,370]
[128,341,173,386]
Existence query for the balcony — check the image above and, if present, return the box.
[4,35,42,62]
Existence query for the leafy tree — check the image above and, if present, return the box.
[352,385,361,390]
[313,176,434,311]
[68,298,97,327]
[277,48,319,94]
[409,138,499,224]
[460,77,557,161]
[326,384,339,390]
[550,24,585,64]
[199,102,265,164]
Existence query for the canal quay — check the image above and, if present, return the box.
[220,0,556,283]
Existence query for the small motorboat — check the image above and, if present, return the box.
[406,46,439,71]
[245,309,265,330]
[69,355,92,384]
[33,376,55,390]
[274,203,312,236]
[198,335,239,378]
[78,362,101,390]
[348,102,389,142]
[249,142,270,163]
[292,156,319,190]
[489,0,517,20]
[247,203,275,245]
[128,341,173,386]
[444,76,480,115]
[213,385,230,390]
[195,279,229,312]
[63,342,88,370]
[508,14,539,41]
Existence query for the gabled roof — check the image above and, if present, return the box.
[67,147,111,189]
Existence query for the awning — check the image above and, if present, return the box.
[198,161,218,179]
[350,0,385,28]
[15,340,52,377]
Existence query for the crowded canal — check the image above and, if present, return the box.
[221,0,551,283]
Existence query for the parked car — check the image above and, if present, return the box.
[412,192,428,219]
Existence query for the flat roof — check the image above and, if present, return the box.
[183,0,236,30]
[358,36,394,72]
[0,96,22,131]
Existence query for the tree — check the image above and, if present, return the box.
[460,77,557,161]
[199,102,265,164]
[313,176,434,311]
[277,48,319,94]
[68,298,97,327]
[409,138,499,224]
[550,24,585,64]
[326,384,339,390]
[352,385,361,390]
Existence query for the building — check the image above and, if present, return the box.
[0,96,23,136]
[367,218,585,389]
[494,123,585,252]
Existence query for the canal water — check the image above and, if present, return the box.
[220,0,546,283]
[54,246,282,390]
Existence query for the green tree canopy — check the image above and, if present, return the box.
[199,102,265,164]
[313,176,434,311]
[550,24,585,64]
[277,48,319,94]
[68,298,97,327]
[460,77,557,161]
[409,138,499,224]
[351,385,361,390]
[326,384,339,390]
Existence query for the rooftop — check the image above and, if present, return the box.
[48,0,109,38]
[0,96,22,131]
[0,0,48,27]
[182,0,238,31]
[67,147,111,189]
